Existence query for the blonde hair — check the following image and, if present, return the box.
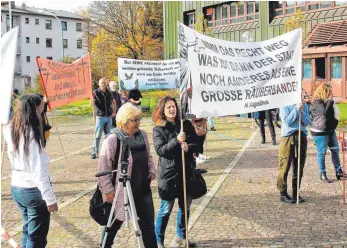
[116,103,142,130]
[312,83,332,102]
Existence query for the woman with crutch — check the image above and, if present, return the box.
[3,95,58,248]
[152,96,198,248]
[97,103,157,248]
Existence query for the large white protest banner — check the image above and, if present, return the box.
[0,27,19,124]
[118,58,180,90]
[178,23,302,118]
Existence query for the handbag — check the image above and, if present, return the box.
[189,165,207,200]
[89,139,120,226]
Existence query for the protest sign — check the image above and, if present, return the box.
[178,23,302,118]
[0,27,19,124]
[36,54,92,108]
[118,58,180,90]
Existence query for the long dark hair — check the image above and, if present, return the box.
[11,95,43,157]
[152,96,180,126]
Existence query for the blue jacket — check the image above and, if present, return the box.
[279,104,311,137]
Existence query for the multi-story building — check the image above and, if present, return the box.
[164,1,347,99]
[1,3,87,91]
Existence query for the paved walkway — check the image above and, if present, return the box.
[1,117,346,247]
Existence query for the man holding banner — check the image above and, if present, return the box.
[277,102,310,203]
[91,78,116,159]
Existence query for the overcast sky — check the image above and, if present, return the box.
[15,0,91,13]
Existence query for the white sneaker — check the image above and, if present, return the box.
[199,154,208,160]
[196,157,206,164]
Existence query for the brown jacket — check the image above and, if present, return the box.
[97,130,156,221]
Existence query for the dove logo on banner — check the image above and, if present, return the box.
[118,58,180,90]
[0,27,19,124]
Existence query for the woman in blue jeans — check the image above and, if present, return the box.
[152,96,198,248]
[310,83,347,182]
[4,95,58,248]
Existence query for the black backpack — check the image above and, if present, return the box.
[89,139,120,226]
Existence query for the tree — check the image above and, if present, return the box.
[87,1,163,60]
[60,56,77,64]
[90,29,122,80]
[195,14,211,35]
[283,9,308,41]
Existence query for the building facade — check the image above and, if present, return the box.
[164,1,347,98]
[1,3,87,91]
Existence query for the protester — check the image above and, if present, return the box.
[128,89,142,106]
[310,83,347,182]
[120,90,128,105]
[207,117,216,131]
[152,96,197,248]
[98,103,157,248]
[277,101,310,203]
[9,88,19,120]
[257,110,276,145]
[37,94,51,147]
[91,77,116,159]
[109,81,122,127]
[3,94,58,248]
[192,117,208,163]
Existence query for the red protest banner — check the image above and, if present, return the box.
[36,54,92,108]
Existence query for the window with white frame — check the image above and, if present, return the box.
[205,1,259,27]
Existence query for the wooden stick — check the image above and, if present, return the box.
[51,110,68,164]
[1,124,6,170]
[342,132,346,206]
[296,110,302,205]
[180,119,189,248]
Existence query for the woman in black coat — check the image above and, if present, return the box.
[152,96,197,248]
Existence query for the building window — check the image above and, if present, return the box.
[35,19,39,25]
[25,17,29,24]
[46,38,52,48]
[303,59,312,79]
[331,57,342,78]
[77,38,82,49]
[316,57,326,79]
[215,4,228,25]
[26,37,30,43]
[63,39,68,48]
[335,1,347,6]
[184,11,196,29]
[46,56,53,60]
[76,22,82,31]
[205,1,259,27]
[61,21,67,30]
[36,38,39,43]
[45,20,52,29]
[26,56,30,62]
[273,1,337,17]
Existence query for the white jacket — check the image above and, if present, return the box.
[4,125,56,205]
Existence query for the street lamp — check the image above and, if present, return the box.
[38,9,64,59]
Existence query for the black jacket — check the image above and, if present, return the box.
[153,120,197,200]
[310,99,338,134]
[112,91,122,112]
[93,88,114,117]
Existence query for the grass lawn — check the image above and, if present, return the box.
[337,104,347,120]
[52,90,180,116]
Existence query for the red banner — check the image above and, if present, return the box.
[36,54,92,108]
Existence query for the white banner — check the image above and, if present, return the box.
[178,23,302,118]
[0,27,19,124]
[118,58,180,90]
